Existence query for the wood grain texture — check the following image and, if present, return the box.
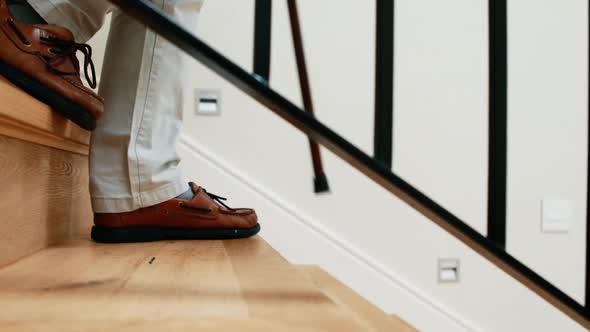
[224,238,369,331]
[0,236,367,332]
[0,135,93,267]
[0,76,90,155]
[298,265,419,332]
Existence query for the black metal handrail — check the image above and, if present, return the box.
[107,0,590,328]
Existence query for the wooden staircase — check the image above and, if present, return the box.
[0,77,417,332]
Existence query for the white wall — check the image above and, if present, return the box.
[394,0,488,236]
[89,0,589,331]
[507,0,588,303]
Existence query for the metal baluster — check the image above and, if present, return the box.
[487,0,508,248]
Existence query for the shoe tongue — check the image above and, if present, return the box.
[32,24,74,41]
[189,182,200,195]
[188,182,211,204]
[187,182,224,210]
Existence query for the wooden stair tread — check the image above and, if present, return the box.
[0,236,367,332]
[2,318,342,332]
[298,265,418,332]
[0,76,90,155]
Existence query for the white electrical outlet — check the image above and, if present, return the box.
[195,89,222,116]
[541,198,572,233]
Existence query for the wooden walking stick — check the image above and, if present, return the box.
[287,0,329,193]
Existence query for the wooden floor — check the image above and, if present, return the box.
[0,236,399,332]
[299,266,418,332]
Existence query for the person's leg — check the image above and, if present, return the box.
[22,0,200,212]
[90,1,203,213]
[10,0,258,241]
[27,0,113,42]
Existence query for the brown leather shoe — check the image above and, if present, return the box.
[0,0,103,130]
[91,182,260,243]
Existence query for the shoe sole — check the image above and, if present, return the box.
[91,224,262,243]
[0,59,96,131]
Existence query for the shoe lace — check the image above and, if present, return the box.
[202,188,235,211]
[39,36,97,89]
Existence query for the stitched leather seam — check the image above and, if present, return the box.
[0,22,40,54]
[159,209,217,220]
[0,18,60,56]
[60,75,103,102]
[219,210,253,216]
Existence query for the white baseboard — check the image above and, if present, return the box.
[178,134,482,332]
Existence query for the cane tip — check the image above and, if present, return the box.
[314,174,330,194]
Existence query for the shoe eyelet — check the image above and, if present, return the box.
[47,48,57,55]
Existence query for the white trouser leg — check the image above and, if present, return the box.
[28,0,204,213]
[27,0,113,42]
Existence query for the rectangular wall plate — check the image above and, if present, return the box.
[438,258,460,283]
[195,89,222,116]
[541,198,572,233]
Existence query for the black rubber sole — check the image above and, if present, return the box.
[0,59,96,130]
[91,224,262,243]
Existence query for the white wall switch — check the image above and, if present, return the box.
[438,259,460,283]
[195,89,222,116]
[541,198,572,233]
